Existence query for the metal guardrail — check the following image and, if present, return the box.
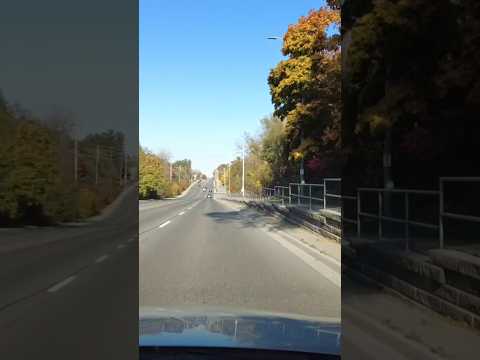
[439,177,480,249]
[289,183,325,210]
[356,188,440,251]
[226,177,480,252]
[259,179,342,213]
[351,177,480,251]
[341,195,357,226]
[323,178,341,211]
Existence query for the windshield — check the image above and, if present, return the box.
[139,0,341,355]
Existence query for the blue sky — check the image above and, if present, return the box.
[140,0,326,175]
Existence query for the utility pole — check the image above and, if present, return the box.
[124,151,128,185]
[300,157,305,184]
[300,129,305,185]
[223,166,227,192]
[74,138,78,183]
[228,163,231,194]
[95,145,99,185]
[241,144,245,197]
[383,127,394,219]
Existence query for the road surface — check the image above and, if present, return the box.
[139,179,341,319]
[0,185,138,360]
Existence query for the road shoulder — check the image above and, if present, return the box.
[215,197,340,263]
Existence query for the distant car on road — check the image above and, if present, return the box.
[203,187,206,192]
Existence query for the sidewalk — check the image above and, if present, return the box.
[343,271,480,359]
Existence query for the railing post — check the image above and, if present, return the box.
[309,184,312,210]
[357,190,361,238]
[378,191,383,240]
[405,193,409,251]
[281,187,284,206]
[298,184,300,206]
[439,179,444,249]
[289,184,291,206]
[323,178,326,209]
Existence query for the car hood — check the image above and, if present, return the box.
[139,306,340,355]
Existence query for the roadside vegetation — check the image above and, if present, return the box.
[139,146,202,199]
[343,0,480,191]
[0,94,135,226]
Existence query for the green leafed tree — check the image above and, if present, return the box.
[139,146,169,199]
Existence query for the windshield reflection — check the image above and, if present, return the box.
[140,315,340,353]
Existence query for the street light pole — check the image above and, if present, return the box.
[300,157,305,184]
[228,163,231,194]
[241,144,245,197]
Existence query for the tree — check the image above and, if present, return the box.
[11,120,60,222]
[0,99,16,222]
[139,146,170,199]
[343,0,480,188]
[268,6,341,180]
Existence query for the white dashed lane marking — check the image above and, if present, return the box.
[47,276,76,293]
[95,255,109,263]
[158,220,171,228]
[178,211,185,216]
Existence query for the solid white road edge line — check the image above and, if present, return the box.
[271,226,341,267]
[47,276,77,293]
[264,229,341,287]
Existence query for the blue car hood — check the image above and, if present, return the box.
[139,306,340,355]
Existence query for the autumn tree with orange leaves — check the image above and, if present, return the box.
[268,5,341,180]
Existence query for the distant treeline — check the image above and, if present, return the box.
[139,146,201,199]
[0,95,135,226]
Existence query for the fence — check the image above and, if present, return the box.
[250,177,480,253]
[348,177,480,252]
[355,188,440,251]
[323,178,341,212]
[289,183,325,211]
[221,176,480,252]
[259,179,343,213]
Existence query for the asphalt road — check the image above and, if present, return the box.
[139,179,341,319]
[0,185,138,360]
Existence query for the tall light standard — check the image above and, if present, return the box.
[241,143,245,197]
[228,163,231,194]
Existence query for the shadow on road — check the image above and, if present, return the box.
[204,207,312,237]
